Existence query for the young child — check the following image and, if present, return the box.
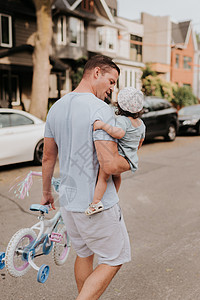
[85,87,146,215]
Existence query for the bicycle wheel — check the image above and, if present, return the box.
[0,252,5,269]
[53,224,71,266]
[37,264,49,283]
[5,228,37,277]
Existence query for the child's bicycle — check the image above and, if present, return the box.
[0,171,71,283]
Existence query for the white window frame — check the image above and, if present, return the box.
[2,74,20,106]
[183,56,192,70]
[106,28,116,51]
[97,27,105,50]
[0,13,12,48]
[96,27,117,52]
[124,69,135,88]
[69,17,84,47]
[57,16,84,47]
[57,15,67,45]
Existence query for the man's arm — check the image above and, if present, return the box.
[94,120,125,139]
[41,137,58,209]
[94,140,130,175]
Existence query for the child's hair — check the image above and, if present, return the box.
[116,103,143,119]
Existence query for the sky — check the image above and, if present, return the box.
[117,0,200,33]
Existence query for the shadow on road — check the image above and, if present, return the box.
[0,161,37,172]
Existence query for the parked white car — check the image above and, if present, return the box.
[0,108,45,166]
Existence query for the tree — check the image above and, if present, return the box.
[141,63,157,79]
[29,0,55,120]
[70,57,87,90]
[141,64,174,101]
[196,33,200,43]
[172,86,198,109]
[141,64,198,108]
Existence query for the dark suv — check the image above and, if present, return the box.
[141,97,179,141]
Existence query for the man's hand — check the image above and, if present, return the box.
[41,192,56,210]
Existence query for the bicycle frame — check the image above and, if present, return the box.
[31,211,62,244]
[27,210,62,272]
[0,172,70,283]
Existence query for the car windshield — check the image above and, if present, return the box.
[179,105,200,115]
[144,98,171,111]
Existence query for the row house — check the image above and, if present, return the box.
[0,0,69,110]
[0,0,36,109]
[141,12,198,99]
[0,0,144,109]
[171,21,197,89]
[193,41,200,100]
[51,0,121,100]
[52,0,144,102]
[114,16,144,99]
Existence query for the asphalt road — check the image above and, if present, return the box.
[0,135,200,300]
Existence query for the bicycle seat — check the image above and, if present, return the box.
[30,204,49,214]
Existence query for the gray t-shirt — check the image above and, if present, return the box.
[115,116,146,173]
[45,92,119,212]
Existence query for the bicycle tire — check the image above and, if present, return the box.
[5,228,37,277]
[53,224,71,266]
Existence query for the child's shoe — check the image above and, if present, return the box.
[85,201,104,215]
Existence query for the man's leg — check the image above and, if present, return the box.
[75,255,94,293]
[76,263,121,300]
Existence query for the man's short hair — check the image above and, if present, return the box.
[83,55,120,77]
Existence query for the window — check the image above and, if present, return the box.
[57,16,67,45]
[69,17,80,44]
[183,56,192,70]
[0,113,33,128]
[130,71,132,87]
[146,99,171,111]
[96,27,117,51]
[107,28,115,50]
[123,70,135,87]
[2,75,20,105]
[0,113,10,128]
[109,7,117,17]
[125,70,127,87]
[81,0,94,12]
[10,113,33,126]
[175,54,179,68]
[0,14,12,47]
[58,16,66,45]
[57,16,84,46]
[130,35,142,62]
[183,83,191,88]
[97,27,104,49]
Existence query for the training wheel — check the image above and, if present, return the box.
[37,264,50,283]
[0,252,5,270]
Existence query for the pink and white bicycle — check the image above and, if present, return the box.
[0,172,71,283]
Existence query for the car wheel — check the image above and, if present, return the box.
[34,139,44,165]
[196,123,200,135]
[164,124,176,141]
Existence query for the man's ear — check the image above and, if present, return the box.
[94,67,101,79]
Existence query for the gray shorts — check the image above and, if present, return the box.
[60,203,131,266]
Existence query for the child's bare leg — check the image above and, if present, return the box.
[112,174,121,192]
[93,167,110,204]
[85,167,110,215]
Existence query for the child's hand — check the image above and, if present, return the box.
[93,120,104,131]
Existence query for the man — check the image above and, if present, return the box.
[41,55,131,299]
